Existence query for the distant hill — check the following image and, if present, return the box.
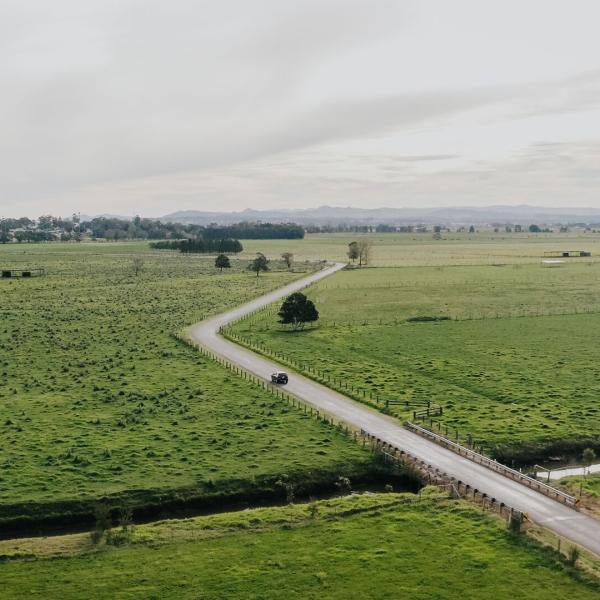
[162,205,600,226]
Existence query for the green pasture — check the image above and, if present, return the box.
[310,262,600,321]
[231,262,600,460]
[241,231,600,267]
[1,492,596,599]
[0,243,372,519]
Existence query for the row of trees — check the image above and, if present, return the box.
[202,222,304,240]
[0,215,306,243]
[85,217,305,241]
[0,230,57,243]
[84,217,304,241]
[150,238,243,253]
[214,252,294,275]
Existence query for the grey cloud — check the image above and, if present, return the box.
[390,154,460,162]
[1,1,600,215]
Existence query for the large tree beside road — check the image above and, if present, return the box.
[278,292,319,330]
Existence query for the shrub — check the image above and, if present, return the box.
[567,546,580,567]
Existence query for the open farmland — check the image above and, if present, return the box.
[0,243,375,525]
[241,231,600,267]
[1,492,598,599]
[230,245,600,462]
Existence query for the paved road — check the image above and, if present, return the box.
[538,463,600,481]
[189,263,600,556]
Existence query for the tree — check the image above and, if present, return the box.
[37,214,55,230]
[248,253,269,277]
[118,505,133,532]
[568,546,580,567]
[348,241,359,263]
[468,225,475,233]
[281,252,294,270]
[582,447,596,477]
[529,224,542,233]
[131,257,144,277]
[215,253,231,272]
[357,238,373,266]
[91,503,111,545]
[278,292,319,330]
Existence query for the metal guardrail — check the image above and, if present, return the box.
[359,428,529,523]
[405,421,577,508]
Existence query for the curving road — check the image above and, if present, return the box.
[189,263,600,556]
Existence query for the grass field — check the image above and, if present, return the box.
[241,231,600,267]
[230,257,600,461]
[3,235,600,598]
[0,243,375,523]
[560,474,600,502]
[1,492,597,599]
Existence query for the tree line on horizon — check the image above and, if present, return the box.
[0,215,305,243]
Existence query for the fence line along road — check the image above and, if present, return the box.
[187,262,600,557]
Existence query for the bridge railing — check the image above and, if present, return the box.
[359,428,529,526]
[404,421,577,508]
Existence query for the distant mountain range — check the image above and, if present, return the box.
[160,205,600,226]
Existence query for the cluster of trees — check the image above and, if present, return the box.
[84,216,199,240]
[1,217,34,233]
[85,218,304,241]
[347,239,373,266]
[0,215,83,243]
[1,215,305,243]
[203,222,304,239]
[306,224,379,233]
[8,230,57,243]
[214,251,293,274]
[150,238,243,253]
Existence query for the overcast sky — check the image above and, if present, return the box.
[2,0,600,218]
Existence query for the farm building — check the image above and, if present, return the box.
[1,268,45,278]
[543,250,591,258]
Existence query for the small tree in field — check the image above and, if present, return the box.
[132,257,144,276]
[357,238,373,266]
[348,241,359,263]
[281,252,294,270]
[248,253,269,277]
[278,292,319,330]
[568,546,580,567]
[215,253,231,272]
[90,503,111,545]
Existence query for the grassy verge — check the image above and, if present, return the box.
[1,491,598,599]
[557,474,600,518]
